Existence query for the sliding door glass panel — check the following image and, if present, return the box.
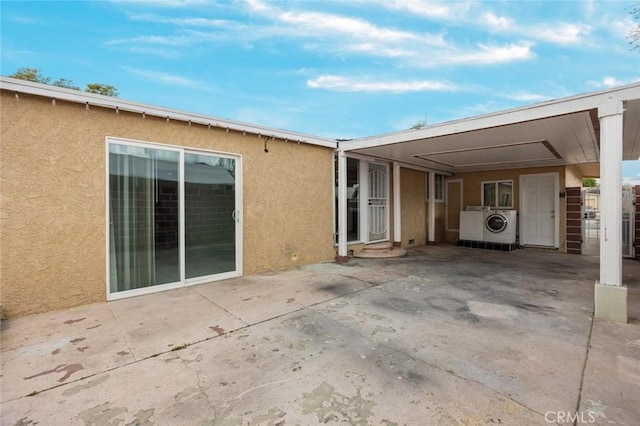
[109,144,180,293]
[184,153,236,279]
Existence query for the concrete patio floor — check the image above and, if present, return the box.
[1,245,639,425]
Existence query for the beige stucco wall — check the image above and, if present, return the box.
[0,91,335,317]
[452,166,568,250]
[400,168,426,247]
[565,165,584,188]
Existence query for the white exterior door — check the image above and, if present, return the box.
[520,173,558,247]
[367,163,389,242]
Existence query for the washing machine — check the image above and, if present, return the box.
[459,206,489,241]
[483,210,517,244]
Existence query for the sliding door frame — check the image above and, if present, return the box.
[105,137,243,301]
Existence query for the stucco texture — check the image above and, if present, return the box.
[1,91,334,317]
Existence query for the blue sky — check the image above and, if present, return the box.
[2,0,640,180]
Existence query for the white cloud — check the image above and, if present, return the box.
[610,17,636,39]
[126,13,230,28]
[383,0,473,20]
[500,91,549,102]
[306,75,460,93]
[106,35,191,46]
[483,12,511,31]
[587,76,629,89]
[529,23,589,45]
[121,66,213,90]
[111,0,211,7]
[245,0,447,54]
[446,42,534,66]
[382,1,589,46]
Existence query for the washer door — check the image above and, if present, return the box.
[486,213,508,233]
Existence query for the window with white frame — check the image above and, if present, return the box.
[482,180,513,208]
[426,174,445,202]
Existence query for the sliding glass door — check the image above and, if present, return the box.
[107,139,241,299]
[184,153,236,279]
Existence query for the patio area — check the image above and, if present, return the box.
[1,245,639,425]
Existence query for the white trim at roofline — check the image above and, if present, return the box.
[341,82,640,151]
[336,150,453,176]
[0,77,337,149]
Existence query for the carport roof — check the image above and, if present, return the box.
[340,82,640,176]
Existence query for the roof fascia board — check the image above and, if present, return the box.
[0,77,337,149]
[345,151,452,175]
[342,83,640,151]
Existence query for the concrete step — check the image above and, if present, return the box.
[354,247,407,259]
[361,242,393,251]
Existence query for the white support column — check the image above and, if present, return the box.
[595,100,627,322]
[428,171,436,244]
[393,162,402,246]
[337,150,348,262]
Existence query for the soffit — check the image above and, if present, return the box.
[344,85,640,175]
[349,111,600,173]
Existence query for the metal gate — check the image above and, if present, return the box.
[622,186,635,258]
[367,163,388,242]
[582,186,635,258]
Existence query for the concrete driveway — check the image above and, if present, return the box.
[1,246,639,425]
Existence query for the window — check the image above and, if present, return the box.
[482,180,513,208]
[334,156,361,242]
[426,174,445,202]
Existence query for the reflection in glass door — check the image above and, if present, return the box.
[108,140,241,298]
[185,154,236,279]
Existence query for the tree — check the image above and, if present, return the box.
[7,67,118,97]
[582,178,597,187]
[52,78,80,90]
[85,83,119,97]
[410,119,428,129]
[9,67,50,84]
[630,4,640,50]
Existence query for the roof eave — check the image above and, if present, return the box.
[340,82,640,151]
[0,77,338,149]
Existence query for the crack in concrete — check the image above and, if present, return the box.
[574,311,596,420]
[178,352,216,414]
[191,288,249,327]
[109,306,136,362]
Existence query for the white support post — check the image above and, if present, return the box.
[428,171,436,244]
[337,150,348,262]
[595,100,627,322]
[393,162,402,246]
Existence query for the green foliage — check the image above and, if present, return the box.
[582,178,597,188]
[53,78,80,90]
[10,67,50,84]
[85,83,119,97]
[410,119,428,129]
[7,67,118,97]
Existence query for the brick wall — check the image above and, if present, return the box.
[566,187,582,255]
